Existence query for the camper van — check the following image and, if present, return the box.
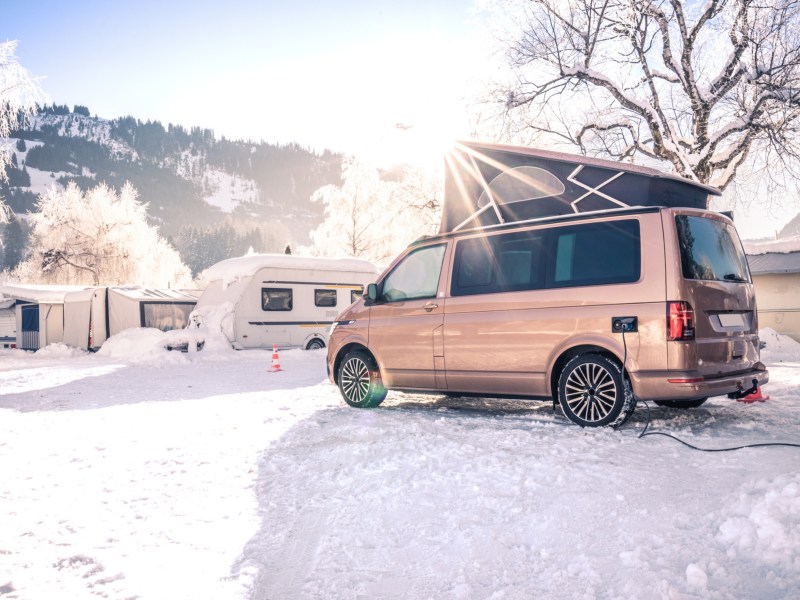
[192,254,378,350]
[326,143,769,427]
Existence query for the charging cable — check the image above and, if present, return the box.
[620,328,800,451]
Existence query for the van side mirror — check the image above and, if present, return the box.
[366,283,378,303]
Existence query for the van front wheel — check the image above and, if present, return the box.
[558,354,635,427]
[338,350,387,408]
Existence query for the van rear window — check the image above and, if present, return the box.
[676,216,750,282]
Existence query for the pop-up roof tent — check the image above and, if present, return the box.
[441,141,721,233]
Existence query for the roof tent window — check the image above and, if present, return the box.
[315,289,337,308]
[262,288,293,311]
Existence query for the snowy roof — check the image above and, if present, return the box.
[0,284,92,303]
[748,252,800,275]
[202,254,378,284]
[743,236,800,256]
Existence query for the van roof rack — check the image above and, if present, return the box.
[441,141,720,234]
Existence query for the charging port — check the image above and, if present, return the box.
[612,317,638,333]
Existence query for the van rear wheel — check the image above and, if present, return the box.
[338,350,387,408]
[558,353,635,427]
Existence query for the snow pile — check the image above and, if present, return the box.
[716,473,800,575]
[189,301,236,349]
[743,236,800,256]
[760,327,800,362]
[201,254,377,288]
[34,343,87,359]
[96,328,206,364]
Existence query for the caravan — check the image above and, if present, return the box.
[193,254,377,350]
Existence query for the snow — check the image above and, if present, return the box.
[201,253,378,288]
[201,168,259,213]
[1,330,799,599]
[743,236,800,256]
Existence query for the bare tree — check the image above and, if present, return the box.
[491,0,800,194]
[0,40,44,223]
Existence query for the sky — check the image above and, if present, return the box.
[3,0,490,165]
[3,1,797,238]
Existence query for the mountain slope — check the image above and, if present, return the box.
[3,106,342,246]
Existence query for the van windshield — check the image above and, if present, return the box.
[676,215,750,283]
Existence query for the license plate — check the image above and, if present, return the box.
[719,313,744,327]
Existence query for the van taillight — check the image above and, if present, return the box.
[668,301,695,341]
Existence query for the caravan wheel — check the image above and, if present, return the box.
[306,338,325,350]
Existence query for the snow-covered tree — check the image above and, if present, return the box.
[0,40,44,223]
[488,0,800,195]
[13,182,192,287]
[309,157,441,264]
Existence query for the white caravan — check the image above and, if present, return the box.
[193,254,378,350]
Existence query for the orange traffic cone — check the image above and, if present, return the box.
[269,344,283,372]
[738,386,768,403]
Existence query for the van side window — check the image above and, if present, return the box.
[381,244,446,302]
[314,289,337,307]
[549,220,640,288]
[351,287,364,303]
[453,231,545,296]
[262,288,293,311]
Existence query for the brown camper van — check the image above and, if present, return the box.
[326,144,769,427]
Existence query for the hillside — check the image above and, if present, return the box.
[1,105,342,273]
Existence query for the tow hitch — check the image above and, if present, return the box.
[728,378,759,400]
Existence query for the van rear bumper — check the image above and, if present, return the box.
[631,366,769,401]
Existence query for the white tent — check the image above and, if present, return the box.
[0,285,89,350]
[63,288,109,350]
[2,285,199,351]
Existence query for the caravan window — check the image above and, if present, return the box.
[262,288,293,311]
[314,289,337,307]
[351,287,364,303]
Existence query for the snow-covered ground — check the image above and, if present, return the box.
[1,332,799,599]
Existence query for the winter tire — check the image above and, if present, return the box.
[654,398,707,409]
[338,350,387,408]
[558,353,635,428]
[306,338,325,350]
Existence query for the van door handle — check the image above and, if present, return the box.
[423,302,439,312]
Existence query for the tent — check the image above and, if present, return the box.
[441,141,721,233]
[63,286,199,350]
[0,285,89,350]
[0,285,199,351]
